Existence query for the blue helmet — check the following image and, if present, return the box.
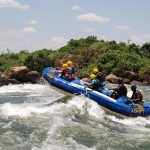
[131,84,137,91]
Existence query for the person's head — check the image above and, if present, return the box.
[90,74,96,79]
[92,68,98,74]
[131,84,137,91]
[67,61,73,66]
[118,78,123,84]
[62,63,68,68]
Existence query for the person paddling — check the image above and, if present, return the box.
[110,78,127,100]
[58,63,69,78]
[130,84,143,103]
[67,61,75,74]
[88,74,103,92]
[58,63,75,80]
[92,68,104,83]
[67,60,75,79]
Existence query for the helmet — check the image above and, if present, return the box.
[118,78,123,84]
[62,63,68,68]
[93,68,98,74]
[67,61,73,66]
[90,74,96,79]
[131,84,137,91]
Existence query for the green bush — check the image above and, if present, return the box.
[9,53,19,59]
[97,50,144,76]
[24,52,55,72]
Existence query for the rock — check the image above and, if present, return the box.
[0,72,20,86]
[130,80,144,86]
[0,72,8,78]
[24,71,40,83]
[123,78,130,84]
[9,66,30,78]
[15,71,40,83]
[9,66,40,84]
[8,79,20,84]
[0,73,9,86]
[124,70,136,80]
[0,66,41,86]
[105,74,119,84]
[141,73,150,85]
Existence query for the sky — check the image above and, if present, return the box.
[0,0,150,53]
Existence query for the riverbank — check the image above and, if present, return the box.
[0,37,150,86]
[0,65,149,87]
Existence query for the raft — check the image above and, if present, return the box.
[43,67,150,118]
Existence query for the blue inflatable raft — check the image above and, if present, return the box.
[43,67,150,118]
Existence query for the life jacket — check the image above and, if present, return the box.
[58,67,75,80]
[96,74,103,82]
[131,90,143,103]
[59,68,67,77]
[66,66,75,80]
[114,84,127,99]
[68,66,75,74]
[65,73,74,80]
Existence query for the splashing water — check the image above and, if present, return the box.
[0,83,150,150]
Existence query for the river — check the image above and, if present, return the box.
[0,83,150,150]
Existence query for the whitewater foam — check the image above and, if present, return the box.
[0,103,52,117]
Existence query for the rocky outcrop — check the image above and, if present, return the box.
[8,79,20,84]
[9,66,30,78]
[0,66,40,87]
[124,70,136,80]
[105,74,119,84]
[15,71,40,83]
[123,78,131,84]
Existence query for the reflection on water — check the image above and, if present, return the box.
[0,84,150,150]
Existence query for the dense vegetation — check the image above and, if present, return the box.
[0,36,150,82]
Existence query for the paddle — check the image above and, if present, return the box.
[84,87,93,93]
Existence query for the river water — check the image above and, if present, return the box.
[0,83,150,150]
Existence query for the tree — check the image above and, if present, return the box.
[97,50,144,76]
[128,43,140,54]
[85,36,98,45]
[24,52,54,72]
[140,43,150,57]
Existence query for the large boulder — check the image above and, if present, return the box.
[124,70,136,80]
[8,79,20,84]
[0,66,41,86]
[105,74,119,84]
[15,71,40,83]
[9,66,30,78]
[123,78,131,84]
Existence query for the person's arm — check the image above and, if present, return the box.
[88,80,96,89]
